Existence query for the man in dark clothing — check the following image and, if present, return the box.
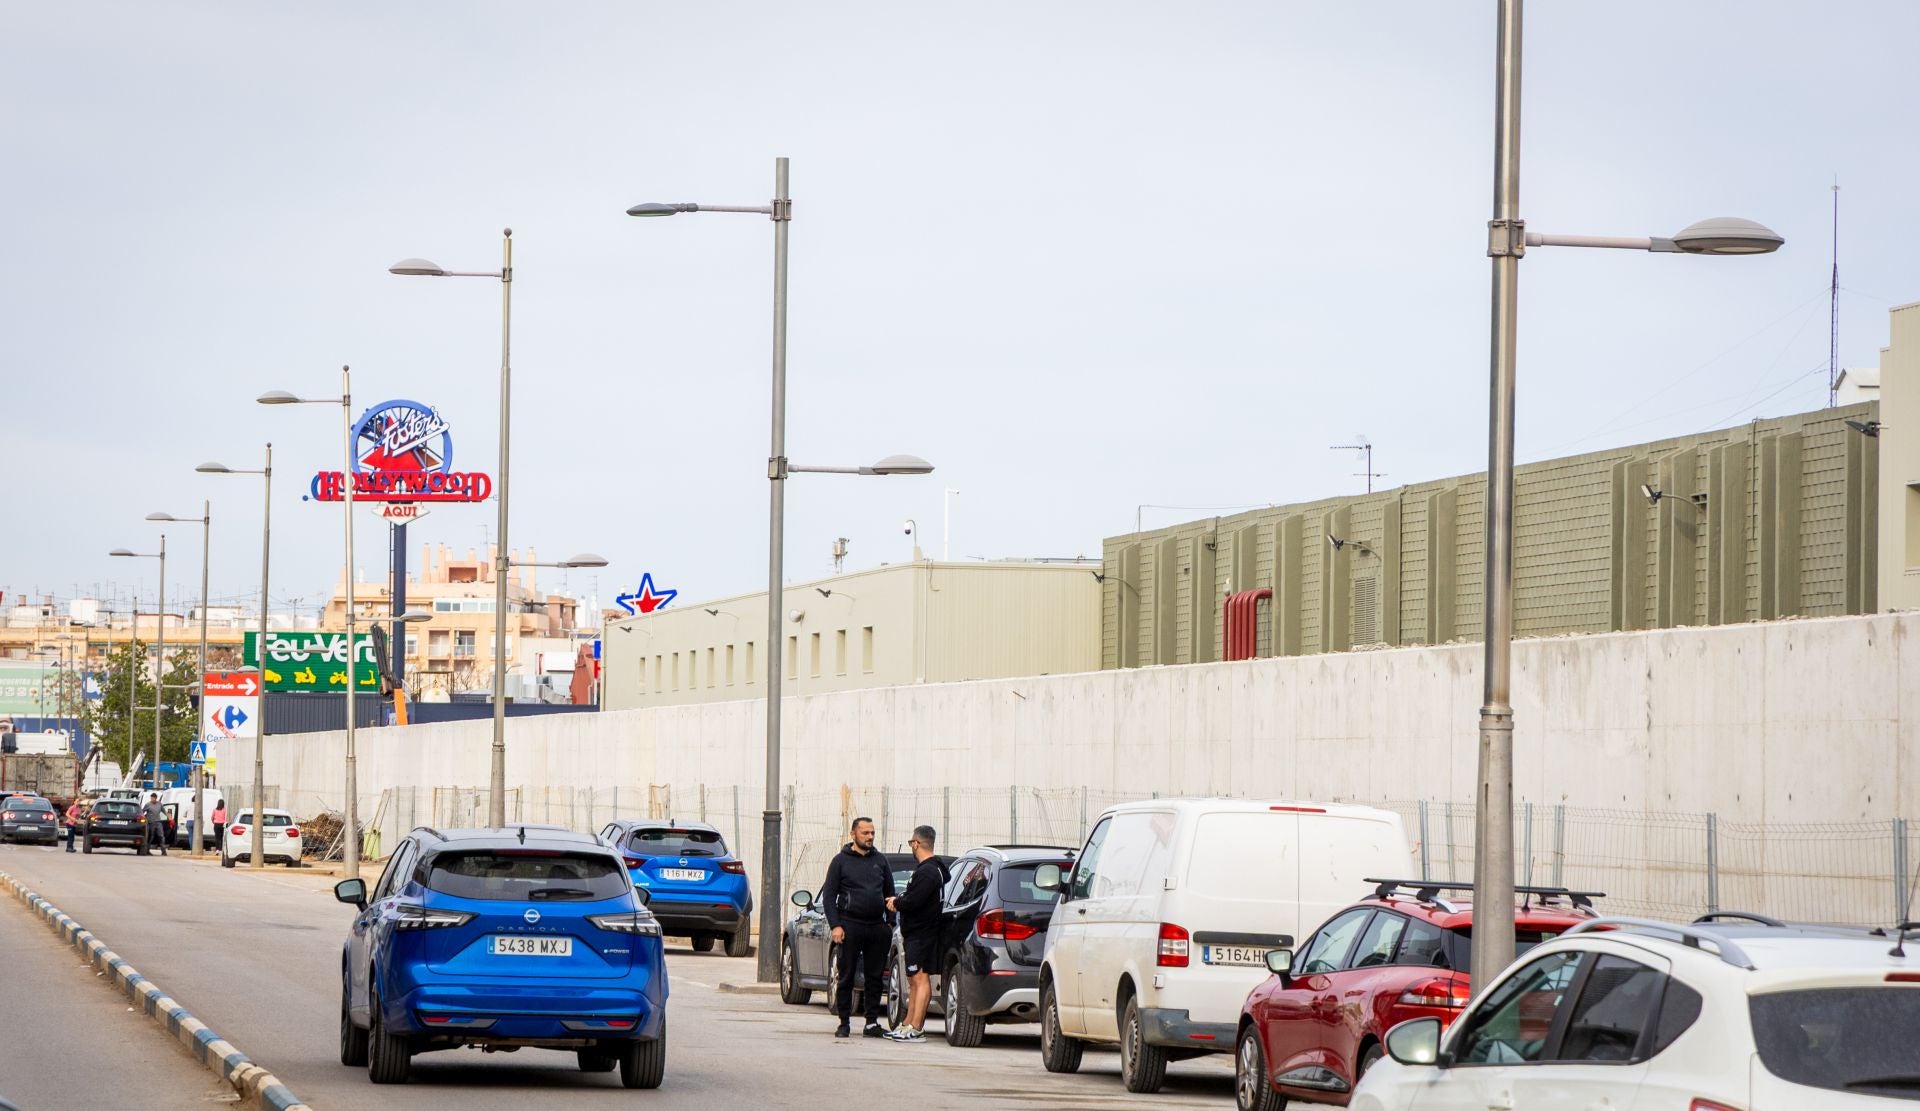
[885,825,947,1042]
[142,793,168,856]
[819,816,895,1038]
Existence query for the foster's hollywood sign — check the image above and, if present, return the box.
[310,398,492,504]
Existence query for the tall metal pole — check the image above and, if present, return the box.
[755,157,793,983]
[1473,0,1523,989]
[342,366,361,876]
[127,590,138,780]
[192,502,210,857]
[152,536,166,793]
[488,229,514,828]
[253,444,272,870]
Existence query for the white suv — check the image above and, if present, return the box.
[1356,912,1920,1110]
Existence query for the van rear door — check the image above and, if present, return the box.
[1173,809,1304,1027]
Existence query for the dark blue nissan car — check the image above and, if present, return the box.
[335,827,668,1087]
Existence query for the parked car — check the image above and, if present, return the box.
[220,808,301,867]
[1355,911,1920,1109]
[159,786,226,848]
[1035,799,1413,1094]
[781,850,935,1021]
[0,795,60,845]
[335,826,668,1087]
[81,799,149,854]
[927,845,1077,1047]
[1235,879,1603,1110]
[597,819,751,957]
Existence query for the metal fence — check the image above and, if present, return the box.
[244,782,1920,926]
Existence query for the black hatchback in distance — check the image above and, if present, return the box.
[83,799,149,854]
[932,845,1075,1047]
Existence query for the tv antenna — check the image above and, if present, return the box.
[1330,435,1385,494]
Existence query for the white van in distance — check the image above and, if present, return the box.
[1035,797,1412,1094]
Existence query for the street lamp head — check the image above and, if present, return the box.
[145,512,175,522]
[397,609,434,624]
[1668,217,1784,256]
[388,257,448,277]
[109,548,138,558]
[256,390,302,405]
[558,554,610,569]
[626,202,695,218]
[867,454,935,476]
[195,462,231,474]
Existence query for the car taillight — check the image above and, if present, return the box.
[588,911,662,936]
[284,828,300,839]
[623,855,647,869]
[230,825,248,837]
[719,860,746,874]
[393,904,476,931]
[1157,923,1190,967]
[1399,976,1472,1009]
[976,909,1037,942]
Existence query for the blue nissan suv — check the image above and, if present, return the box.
[599,819,752,957]
[335,827,668,1087]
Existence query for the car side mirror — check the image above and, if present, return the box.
[334,878,367,909]
[1385,1016,1443,1067]
[790,889,815,909]
[1033,863,1064,894]
[1265,948,1293,977]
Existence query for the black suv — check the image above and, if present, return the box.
[82,799,149,854]
[931,845,1075,1047]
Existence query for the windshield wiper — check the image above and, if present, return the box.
[1846,1076,1920,1089]
[527,887,596,900]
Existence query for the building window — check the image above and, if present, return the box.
[652,654,662,692]
[672,652,681,690]
[862,626,874,673]
[454,631,476,658]
[429,630,450,657]
[638,653,648,694]
[706,647,716,689]
[687,650,697,689]
[786,636,798,680]
[745,642,755,684]
[809,632,821,677]
[835,629,847,676]
[404,635,418,658]
[725,644,735,686]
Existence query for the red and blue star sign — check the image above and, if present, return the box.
[615,573,677,616]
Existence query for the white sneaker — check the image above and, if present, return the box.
[887,1025,924,1042]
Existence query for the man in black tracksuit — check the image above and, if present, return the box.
[820,816,896,1038]
[885,825,948,1042]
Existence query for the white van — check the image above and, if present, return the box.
[1035,798,1411,1094]
[158,786,227,848]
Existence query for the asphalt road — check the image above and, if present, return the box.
[0,843,1234,1110]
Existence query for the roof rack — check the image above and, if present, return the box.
[1560,916,1757,970]
[1364,878,1606,912]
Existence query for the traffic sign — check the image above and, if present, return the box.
[189,740,209,765]
[202,670,260,744]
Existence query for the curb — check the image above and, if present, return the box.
[0,870,312,1111]
[717,981,780,995]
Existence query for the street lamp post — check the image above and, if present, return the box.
[1471,0,1783,986]
[628,160,935,981]
[389,232,513,826]
[109,539,166,793]
[261,371,367,874]
[198,447,272,869]
[148,504,211,857]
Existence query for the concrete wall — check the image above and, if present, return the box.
[228,612,1918,917]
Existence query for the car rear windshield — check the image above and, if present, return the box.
[236,813,293,827]
[93,802,138,817]
[426,850,630,902]
[5,799,53,811]
[625,827,726,858]
[999,863,1071,905]
[1412,924,1562,974]
[1751,987,1920,1099]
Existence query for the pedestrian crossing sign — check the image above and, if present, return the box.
[189,740,209,765]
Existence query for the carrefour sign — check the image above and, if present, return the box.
[310,399,492,504]
[243,632,379,692]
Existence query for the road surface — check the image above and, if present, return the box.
[0,843,1234,1109]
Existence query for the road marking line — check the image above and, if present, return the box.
[0,869,313,1111]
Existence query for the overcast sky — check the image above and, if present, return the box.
[4,1,1915,619]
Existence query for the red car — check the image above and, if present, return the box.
[1234,879,1601,1111]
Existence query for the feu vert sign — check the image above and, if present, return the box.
[243,632,380,692]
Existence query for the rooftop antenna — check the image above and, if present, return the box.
[1330,434,1385,494]
[832,537,849,574]
[1829,178,1840,408]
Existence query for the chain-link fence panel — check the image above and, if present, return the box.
[1717,819,1898,925]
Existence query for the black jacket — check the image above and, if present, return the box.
[820,842,896,929]
[893,855,949,936]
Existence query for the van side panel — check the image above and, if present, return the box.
[1078,810,1176,1040]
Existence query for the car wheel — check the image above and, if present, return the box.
[220,852,235,869]
[691,933,716,953]
[366,987,412,1084]
[1358,1040,1384,1080]
[136,841,149,856]
[885,943,909,1030]
[1120,995,1168,1094]
[577,1049,616,1073]
[725,918,752,958]
[340,975,368,1067]
[826,942,842,1008]
[779,942,813,1005]
[82,838,92,854]
[1038,978,1082,1074]
[943,963,985,1048]
[618,1016,666,1089]
[1236,1025,1286,1111]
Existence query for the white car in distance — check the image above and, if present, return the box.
[1355,912,1920,1110]
[220,808,302,868]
